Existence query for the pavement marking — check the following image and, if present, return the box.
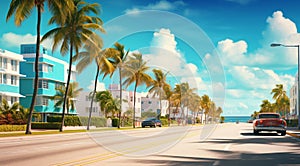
[224,143,231,151]
[53,128,200,166]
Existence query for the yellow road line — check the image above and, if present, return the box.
[54,128,200,166]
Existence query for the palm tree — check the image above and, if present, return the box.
[188,93,201,124]
[201,94,211,124]
[271,84,289,115]
[163,83,172,126]
[95,90,118,118]
[110,43,129,128]
[148,69,169,119]
[50,82,83,114]
[122,53,153,128]
[260,99,273,113]
[0,99,20,124]
[6,0,73,134]
[41,0,104,131]
[74,34,116,130]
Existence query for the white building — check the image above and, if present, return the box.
[75,91,102,117]
[290,74,298,119]
[0,48,25,104]
[141,96,168,117]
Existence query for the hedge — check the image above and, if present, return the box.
[31,122,61,129]
[47,115,107,127]
[287,119,298,127]
[0,125,26,132]
[112,118,119,127]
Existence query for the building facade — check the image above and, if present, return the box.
[75,91,103,117]
[0,48,25,104]
[20,44,77,121]
[141,96,168,117]
[290,74,298,119]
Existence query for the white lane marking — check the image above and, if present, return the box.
[224,143,231,151]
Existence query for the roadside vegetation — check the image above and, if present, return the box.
[4,0,223,134]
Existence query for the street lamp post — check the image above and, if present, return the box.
[271,43,300,129]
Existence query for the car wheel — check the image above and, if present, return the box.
[142,125,145,128]
[281,131,286,136]
[254,129,259,135]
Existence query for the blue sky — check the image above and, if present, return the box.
[1,0,300,116]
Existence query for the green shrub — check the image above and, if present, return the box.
[159,117,168,126]
[287,119,298,127]
[112,118,119,127]
[0,125,26,132]
[79,117,107,127]
[31,122,61,129]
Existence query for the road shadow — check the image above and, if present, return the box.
[129,152,300,166]
[240,132,280,136]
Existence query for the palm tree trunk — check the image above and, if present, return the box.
[133,81,138,128]
[158,90,162,120]
[87,64,100,130]
[168,99,171,127]
[60,45,73,132]
[118,68,122,128]
[26,6,42,135]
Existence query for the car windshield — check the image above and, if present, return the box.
[259,114,280,119]
[145,118,156,121]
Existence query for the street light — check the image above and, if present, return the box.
[271,43,300,129]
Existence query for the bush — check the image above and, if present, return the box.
[31,122,61,129]
[0,125,26,132]
[287,119,298,127]
[79,117,107,127]
[159,117,168,126]
[112,118,119,127]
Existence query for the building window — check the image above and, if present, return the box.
[36,96,49,106]
[148,101,152,104]
[11,60,17,71]
[0,57,2,68]
[130,96,133,102]
[3,74,7,84]
[38,63,53,72]
[48,65,53,72]
[11,97,17,104]
[3,58,7,69]
[38,80,48,89]
[11,75,17,85]
[0,73,2,84]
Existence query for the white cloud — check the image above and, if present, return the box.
[225,0,256,5]
[88,80,106,91]
[124,0,186,15]
[217,11,300,68]
[0,32,53,50]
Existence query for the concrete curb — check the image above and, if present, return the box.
[286,132,300,139]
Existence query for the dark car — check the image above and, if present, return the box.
[142,118,162,128]
[253,113,287,136]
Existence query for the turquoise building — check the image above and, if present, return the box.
[0,48,25,104]
[20,44,77,121]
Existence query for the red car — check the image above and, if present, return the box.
[253,113,287,136]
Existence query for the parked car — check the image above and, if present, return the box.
[142,118,162,128]
[253,113,287,136]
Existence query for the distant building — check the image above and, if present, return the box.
[141,96,168,117]
[20,44,77,121]
[108,84,130,116]
[290,74,298,119]
[0,48,25,104]
[75,91,102,117]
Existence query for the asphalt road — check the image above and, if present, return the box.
[0,123,299,166]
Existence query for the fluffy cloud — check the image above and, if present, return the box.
[124,0,186,15]
[218,11,300,68]
[0,32,53,50]
[87,80,106,91]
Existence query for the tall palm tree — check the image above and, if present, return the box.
[6,0,73,134]
[148,69,169,119]
[95,90,118,118]
[163,83,172,126]
[201,94,211,124]
[260,99,273,113]
[188,93,201,124]
[74,34,116,130]
[50,82,83,114]
[110,43,129,128]
[41,0,104,131]
[271,84,289,115]
[122,53,153,128]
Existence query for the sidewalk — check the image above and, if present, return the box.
[286,127,300,139]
